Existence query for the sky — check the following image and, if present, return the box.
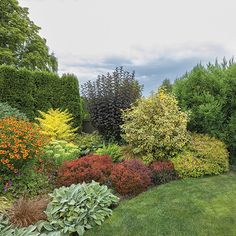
[19,0,236,95]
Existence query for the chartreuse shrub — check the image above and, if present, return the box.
[36,108,78,142]
[37,181,119,236]
[172,133,229,178]
[122,88,189,163]
[96,143,122,162]
[0,117,48,173]
[75,132,103,156]
[0,102,28,120]
[43,140,81,166]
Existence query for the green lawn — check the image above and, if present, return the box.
[86,172,236,236]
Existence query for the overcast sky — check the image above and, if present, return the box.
[19,0,236,95]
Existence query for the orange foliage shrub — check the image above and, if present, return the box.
[0,117,48,172]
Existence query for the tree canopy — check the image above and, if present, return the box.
[0,0,58,72]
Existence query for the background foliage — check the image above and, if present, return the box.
[172,60,236,162]
[0,0,57,72]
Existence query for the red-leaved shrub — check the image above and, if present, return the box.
[149,160,178,185]
[56,154,113,187]
[110,159,152,196]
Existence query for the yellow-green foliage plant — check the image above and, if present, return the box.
[36,108,78,141]
[172,133,229,178]
[0,197,12,214]
[121,88,189,163]
[44,140,81,166]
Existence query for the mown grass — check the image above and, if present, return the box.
[86,172,236,236]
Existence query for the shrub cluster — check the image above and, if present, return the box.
[56,155,113,187]
[172,62,236,162]
[111,160,152,196]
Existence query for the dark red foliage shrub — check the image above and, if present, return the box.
[110,159,152,196]
[56,155,113,187]
[149,160,178,185]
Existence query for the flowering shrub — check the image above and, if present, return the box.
[56,155,113,187]
[111,160,152,196]
[149,160,178,185]
[0,117,48,173]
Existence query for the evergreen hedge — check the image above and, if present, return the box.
[0,65,82,127]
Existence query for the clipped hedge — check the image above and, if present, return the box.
[0,66,82,127]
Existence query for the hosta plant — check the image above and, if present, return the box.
[35,108,78,142]
[38,181,119,236]
[0,214,39,236]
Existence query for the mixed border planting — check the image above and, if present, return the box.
[0,1,235,235]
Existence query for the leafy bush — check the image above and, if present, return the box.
[96,143,122,162]
[75,132,103,156]
[111,160,152,196]
[0,102,28,120]
[44,140,81,166]
[0,117,48,173]
[38,181,119,236]
[82,67,142,140]
[36,108,78,142]
[172,133,229,178]
[122,88,189,162]
[8,197,48,227]
[149,160,178,185]
[56,155,113,187]
[0,168,52,198]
